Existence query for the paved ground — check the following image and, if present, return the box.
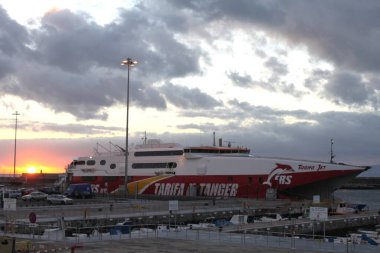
[40,238,323,253]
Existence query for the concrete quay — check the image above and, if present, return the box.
[4,226,379,253]
[219,211,380,235]
[1,197,303,225]
[1,197,380,253]
[2,197,380,238]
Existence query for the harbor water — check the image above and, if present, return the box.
[334,189,380,210]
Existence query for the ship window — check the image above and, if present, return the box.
[227,176,233,182]
[259,177,263,184]
[75,160,85,165]
[110,164,116,169]
[132,162,177,169]
[100,160,106,165]
[104,176,117,182]
[184,148,250,154]
[81,176,96,182]
[87,160,96,166]
[134,150,183,157]
[248,177,252,184]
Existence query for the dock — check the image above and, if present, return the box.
[1,197,380,252]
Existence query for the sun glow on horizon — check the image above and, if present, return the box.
[22,164,64,174]
[1,164,65,175]
[26,166,37,174]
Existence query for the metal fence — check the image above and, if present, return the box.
[1,223,379,253]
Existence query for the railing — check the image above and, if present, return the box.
[1,224,379,253]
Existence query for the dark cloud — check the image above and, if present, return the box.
[0,5,203,119]
[324,71,378,108]
[0,7,29,57]
[304,69,331,91]
[5,64,121,120]
[34,9,105,73]
[32,122,123,135]
[34,7,202,78]
[162,83,222,109]
[0,54,14,79]
[131,84,167,110]
[226,60,305,97]
[171,0,380,74]
[2,1,379,119]
[167,0,380,106]
[0,7,28,79]
[226,71,253,87]
[281,1,380,74]
[0,118,124,136]
[264,57,288,76]
[178,98,311,124]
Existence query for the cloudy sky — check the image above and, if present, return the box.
[0,0,380,174]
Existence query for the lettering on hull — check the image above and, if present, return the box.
[274,175,292,185]
[298,164,327,171]
[154,183,185,196]
[154,183,239,197]
[91,184,108,194]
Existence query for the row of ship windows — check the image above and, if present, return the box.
[76,162,177,170]
[74,148,249,168]
[135,149,249,155]
[74,148,248,167]
[183,148,249,154]
[79,176,263,184]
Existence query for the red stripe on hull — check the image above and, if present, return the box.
[70,169,363,199]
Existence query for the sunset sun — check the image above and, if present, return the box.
[26,166,37,174]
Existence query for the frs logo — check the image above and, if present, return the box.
[274,175,292,185]
[263,163,294,187]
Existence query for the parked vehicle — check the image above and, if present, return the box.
[46,194,73,205]
[39,186,60,194]
[19,188,35,196]
[64,183,93,199]
[21,191,48,201]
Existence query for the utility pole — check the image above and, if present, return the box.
[13,111,20,178]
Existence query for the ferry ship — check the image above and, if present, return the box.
[66,139,369,200]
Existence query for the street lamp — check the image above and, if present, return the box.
[121,58,138,194]
[13,111,20,178]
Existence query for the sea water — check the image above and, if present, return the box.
[333,189,380,210]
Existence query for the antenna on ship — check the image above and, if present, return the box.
[330,138,335,163]
[141,131,147,144]
[224,140,236,148]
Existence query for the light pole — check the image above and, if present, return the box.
[13,111,20,178]
[121,58,138,194]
